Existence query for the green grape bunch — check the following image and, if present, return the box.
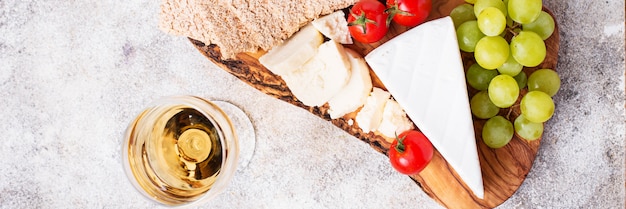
[452,0,561,148]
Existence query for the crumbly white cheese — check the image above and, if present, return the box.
[378,99,414,139]
[312,11,353,44]
[355,87,390,133]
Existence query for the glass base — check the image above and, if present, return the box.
[212,101,256,171]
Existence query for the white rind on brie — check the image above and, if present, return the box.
[364,17,484,199]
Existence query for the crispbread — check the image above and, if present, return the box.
[159,0,357,58]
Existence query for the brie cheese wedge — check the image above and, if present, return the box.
[282,41,351,107]
[364,17,484,199]
[327,48,373,119]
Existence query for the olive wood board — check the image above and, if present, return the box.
[189,0,560,208]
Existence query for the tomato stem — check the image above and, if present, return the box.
[348,10,377,35]
[394,132,407,153]
[384,3,414,26]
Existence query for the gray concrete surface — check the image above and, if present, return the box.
[0,0,623,208]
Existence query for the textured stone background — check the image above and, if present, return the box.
[0,0,623,208]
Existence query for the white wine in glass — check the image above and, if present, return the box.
[122,95,255,206]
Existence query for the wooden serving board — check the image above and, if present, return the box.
[189,0,560,208]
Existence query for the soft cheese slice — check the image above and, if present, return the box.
[378,99,414,140]
[312,11,353,44]
[282,41,351,107]
[355,87,390,133]
[327,48,373,119]
[364,16,484,199]
[259,23,324,76]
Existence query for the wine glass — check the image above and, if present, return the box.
[122,95,256,206]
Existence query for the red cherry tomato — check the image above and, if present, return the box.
[347,0,389,43]
[388,130,433,175]
[386,0,432,27]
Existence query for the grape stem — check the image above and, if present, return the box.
[506,104,520,120]
[507,27,519,36]
[506,22,522,36]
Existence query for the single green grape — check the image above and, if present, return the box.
[508,0,542,24]
[497,50,524,76]
[483,116,513,148]
[474,0,507,18]
[528,69,561,96]
[510,31,546,67]
[477,7,506,36]
[475,36,509,69]
[488,74,520,108]
[514,114,544,141]
[457,21,485,52]
[521,91,555,123]
[466,63,499,90]
[451,4,477,28]
[504,0,512,27]
[522,11,555,40]
[471,91,500,119]
[514,71,528,89]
